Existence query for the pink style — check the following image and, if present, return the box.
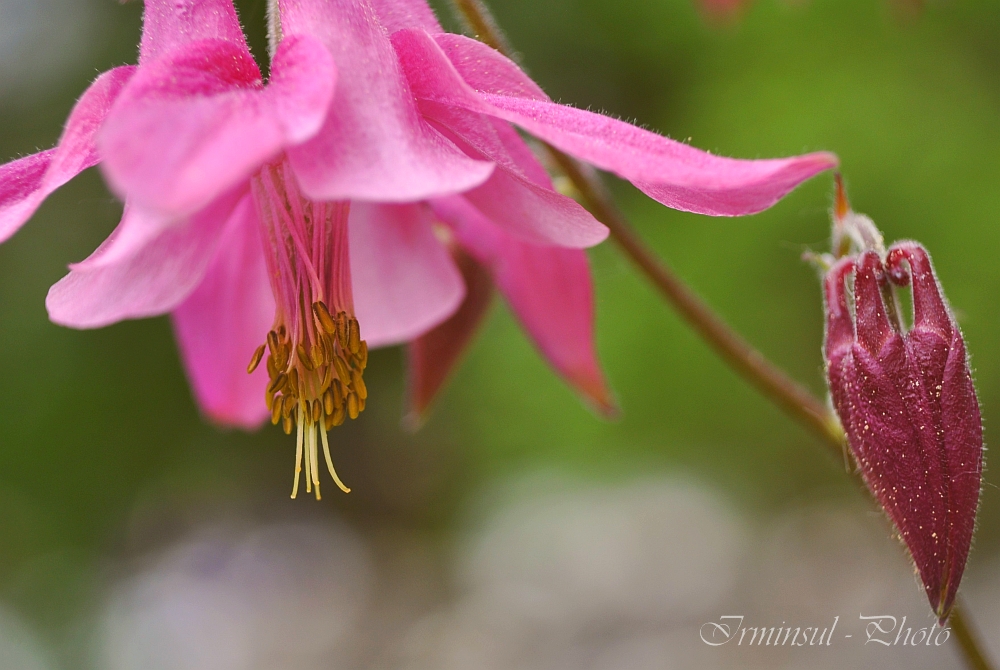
[0,0,836,497]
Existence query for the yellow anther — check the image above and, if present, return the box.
[274,344,289,370]
[313,302,338,335]
[336,311,349,346]
[332,356,351,385]
[267,373,287,395]
[319,364,334,394]
[247,344,266,374]
[251,299,365,497]
[347,318,361,354]
[296,344,314,371]
[351,369,367,400]
[282,394,297,419]
[332,404,346,427]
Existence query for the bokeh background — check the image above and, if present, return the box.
[1,0,1000,667]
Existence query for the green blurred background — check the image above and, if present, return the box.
[1,0,1000,667]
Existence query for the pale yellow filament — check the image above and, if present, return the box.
[320,424,351,493]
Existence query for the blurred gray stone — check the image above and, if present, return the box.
[401,474,748,670]
[99,520,372,670]
[0,605,53,670]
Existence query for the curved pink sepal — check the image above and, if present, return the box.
[394,29,837,216]
[371,0,442,33]
[424,101,607,248]
[0,151,55,244]
[432,195,617,415]
[406,246,494,426]
[350,202,466,348]
[100,36,335,218]
[140,0,251,63]
[172,195,275,429]
[0,66,136,244]
[279,0,493,202]
[432,33,547,100]
[46,189,246,329]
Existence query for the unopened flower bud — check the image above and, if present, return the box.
[824,240,983,623]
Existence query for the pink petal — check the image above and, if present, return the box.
[349,202,465,347]
[278,0,494,202]
[483,113,553,185]
[0,150,55,244]
[71,205,176,271]
[100,36,335,218]
[394,29,837,216]
[140,0,251,64]
[431,195,616,414]
[481,95,838,216]
[0,66,136,244]
[46,189,247,329]
[267,36,338,143]
[172,195,275,429]
[370,0,442,33]
[406,246,494,426]
[423,101,607,248]
[432,33,548,100]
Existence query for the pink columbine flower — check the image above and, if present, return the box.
[0,0,836,497]
[823,186,983,622]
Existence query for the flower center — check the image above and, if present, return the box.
[246,160,367,499]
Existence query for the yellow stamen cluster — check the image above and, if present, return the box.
[247,300,368,499]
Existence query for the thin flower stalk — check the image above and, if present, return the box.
[448,1,995,668]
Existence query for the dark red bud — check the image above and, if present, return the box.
[824,242,983,623]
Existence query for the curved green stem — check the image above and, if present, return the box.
[952,603,994,670]
[547,151,845,454]
[550,149,992,670]
[451,0,515,55]
[447,2,996,668]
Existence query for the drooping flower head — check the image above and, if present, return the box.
[822,182,983,622]
[0,0,837,498]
